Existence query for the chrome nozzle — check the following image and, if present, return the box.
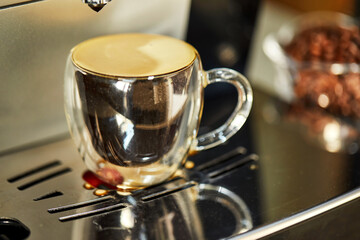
[83,0,112,12]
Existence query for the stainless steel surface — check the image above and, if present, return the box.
[0,0,191,152]
[230,187,360,240]
[3,84,360,239]
[0,138,255,239]
[0,0,44,8]
[0,139,86,239]
[3,86,360,239]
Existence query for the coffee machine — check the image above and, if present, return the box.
[0,1,259,239]
[4,1,359,240]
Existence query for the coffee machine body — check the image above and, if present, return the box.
[0,0,191,153]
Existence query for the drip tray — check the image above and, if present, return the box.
[0,138,258,240]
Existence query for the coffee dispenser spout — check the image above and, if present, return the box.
[82,0,112,12]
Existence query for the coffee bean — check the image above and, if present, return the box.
[284,24,360,119]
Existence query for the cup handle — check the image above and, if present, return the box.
[192,68,253,152]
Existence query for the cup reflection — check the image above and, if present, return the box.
[72,182,253,240]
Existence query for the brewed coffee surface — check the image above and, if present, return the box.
[72,33,196,77]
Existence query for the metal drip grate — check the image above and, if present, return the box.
[0,139,258,239]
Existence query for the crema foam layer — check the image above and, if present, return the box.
[72,33,196,77]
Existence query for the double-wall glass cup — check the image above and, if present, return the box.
[64,33,252,190]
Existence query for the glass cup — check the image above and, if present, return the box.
[64,33,252,190]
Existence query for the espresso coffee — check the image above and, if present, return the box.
[72,33,196,77]
[75,70,192,167]
[72,34,197,168]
